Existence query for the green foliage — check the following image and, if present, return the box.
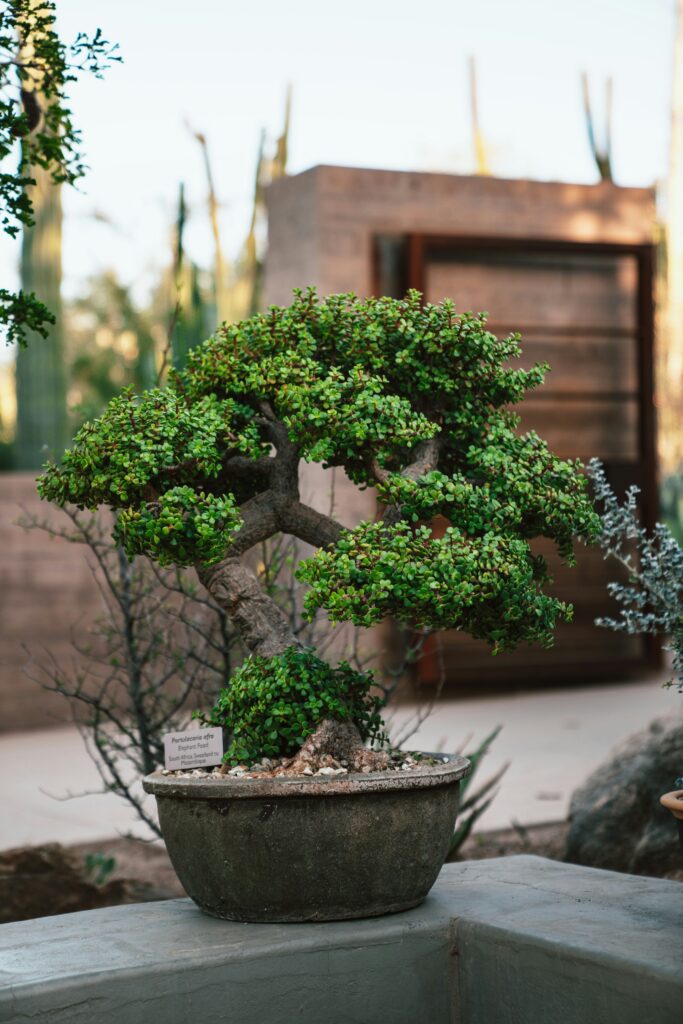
[41,290,598,654]
[0,285,54,345]
[281,366,438,468]
[202,646,386,765]
[115,486,240,567]
[589,458,683,690]
[181,290,551,486]
[297,521,570,652]
[83,852,116,886]
[0,0,119,345]
[38,383,250,564]
[39,384,261,510]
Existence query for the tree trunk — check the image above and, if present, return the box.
[197,557,299,659]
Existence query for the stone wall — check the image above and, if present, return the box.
[264,166,653,302]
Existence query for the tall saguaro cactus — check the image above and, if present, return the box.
[15,148,68,470]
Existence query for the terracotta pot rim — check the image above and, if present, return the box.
[660,789,683,821]
[143,751,470,800]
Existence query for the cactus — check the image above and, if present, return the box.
[190,85,292,326]
[171,183,207,370]
[14,162,68,468]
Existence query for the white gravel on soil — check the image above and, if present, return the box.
[161,753,449,780]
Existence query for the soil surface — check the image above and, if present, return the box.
[164,722,435,779]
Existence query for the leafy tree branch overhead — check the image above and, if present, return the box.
[0,0,119,346]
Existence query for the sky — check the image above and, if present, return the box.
[0,0,678,338]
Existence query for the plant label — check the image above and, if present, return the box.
[163,727,223,770]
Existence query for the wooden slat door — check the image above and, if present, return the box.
[401,236,657,684]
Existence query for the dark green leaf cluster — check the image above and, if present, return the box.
[182,290,550,485]
[464,422,599,561]
[38,386,263,549]
[297,522,568,652]
[378,455,597,562]
[0,286,54,345]
[280,366,438,467]
[1,1,120,344]
[202,646,386,764]
[115,486,240,567]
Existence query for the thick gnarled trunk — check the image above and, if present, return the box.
[197,556,298,659]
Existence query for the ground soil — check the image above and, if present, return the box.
[453,820,570,864]
[70,837,186,900]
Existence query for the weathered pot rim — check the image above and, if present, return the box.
[143,751,470,800]
[660,789,683,821]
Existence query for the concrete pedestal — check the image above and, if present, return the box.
[0,856,680,1024]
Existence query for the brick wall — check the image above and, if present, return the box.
[0,473,103,731]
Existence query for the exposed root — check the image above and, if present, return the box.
[282,718,389,775]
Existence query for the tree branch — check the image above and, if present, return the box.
[365,455,390,486]
[219,453,273,483]
[226,490,279,556]
[400,436,442,482]
[279,500,344,549]
[197,557,299,658]
[382,436,442,526]
[195,404,349,655]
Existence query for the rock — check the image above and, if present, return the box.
[0,844,163,925]
[565,716,683,876]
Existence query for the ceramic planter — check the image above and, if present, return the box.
[143,753,469,923]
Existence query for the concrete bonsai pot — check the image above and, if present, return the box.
[143,753,469,922]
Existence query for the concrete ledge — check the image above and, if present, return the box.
[0,856,680,1024]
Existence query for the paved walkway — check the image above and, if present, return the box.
[1,674,680,848]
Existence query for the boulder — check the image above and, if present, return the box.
[565,716,683,876]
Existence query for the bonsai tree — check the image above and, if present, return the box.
[39,290,599,769]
